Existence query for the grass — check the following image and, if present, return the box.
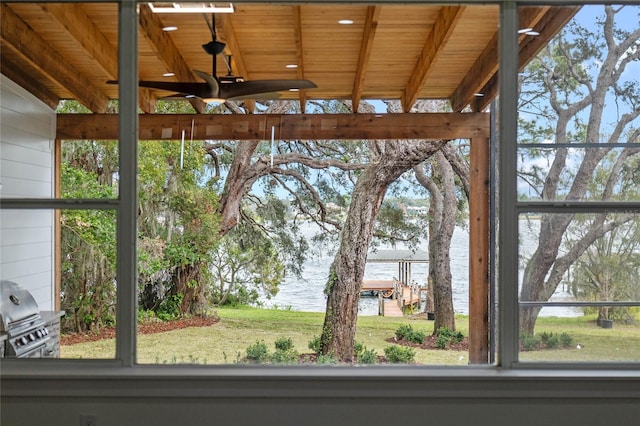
[60,306,640,365]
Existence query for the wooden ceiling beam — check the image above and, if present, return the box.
[292,5,308,113]
[217,13,255,113]
[352,5,381,113]
[138,4,206,114]
[0,53,60,110]
[450,6,551,112]
[474,6,578,112]
[39,3,156,113]
[1,4,109,113]
[57,112,489,141]
[402,5,466,113]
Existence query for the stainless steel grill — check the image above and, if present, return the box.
[0,280,51,358]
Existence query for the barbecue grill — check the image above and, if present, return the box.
[0,280,52,358]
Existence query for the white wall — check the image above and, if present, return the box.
[0,74,56,310]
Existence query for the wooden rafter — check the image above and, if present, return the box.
[217,13,255,113]
[56,112,489,141]
[0,54,60,109]
[1,3,109,112]
[402,5,466,112]
[352,5,381,113]
[138,4,205,114]
[39,3,156,113]
[292,5,308,113]
[449,6,551,112]
[474,6,578,112]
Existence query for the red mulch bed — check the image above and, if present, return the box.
[60,316,219,346]
[385,335,470,351]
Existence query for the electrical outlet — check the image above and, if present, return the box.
[80,414,98,426]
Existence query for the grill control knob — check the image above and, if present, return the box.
[36,330,43,338]
[21,336,28,345]
[28,333,36,341]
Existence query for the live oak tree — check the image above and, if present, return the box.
[318,139,446,361]
[517,5,640,333]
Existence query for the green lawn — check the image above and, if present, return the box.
[60,306,640,365]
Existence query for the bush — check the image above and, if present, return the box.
[394,324,426,344]
[559,332,573,348]
[384,345,416,363]
[540,332,559,349]
[270,348,298,364]
[245,340,269,362]
[436,334,450,349]
[358,348,378,365]
[520,332,541,351]
[308,336,321,354]
[274,336,294,352]
[316,354,338,365]
[354,341,364,356]
[395,324,413,340]
[157,293,184,321]
[434,327,464,349]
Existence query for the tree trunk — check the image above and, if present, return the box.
[320,140,445,361]
[431,152,457,331]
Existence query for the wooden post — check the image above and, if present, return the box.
[54,138,62,311]
[469,136,490,364]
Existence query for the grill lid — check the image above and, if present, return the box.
[0,280,42,333]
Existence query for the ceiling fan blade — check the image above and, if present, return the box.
[220,79,317,100]
[192,70,220,97]
[136,81,211,95]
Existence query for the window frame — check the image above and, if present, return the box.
[0,0,639,379]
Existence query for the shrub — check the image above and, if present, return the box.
[270,348,298,364]
[435,327,464,349]
[559,332,573,348]
[520,332,540,351]
[540,332,560,349]
[354,341,364,357]
[384,345,416,363]
[436,334,450,349]
[157,293,184,321]
[245,340,269,362]
[358,348,378,365]
[274,336,294,352]
[308,336,321,354]
[394,324,426,344]
[395,324,413,340]
[316,354,338,365]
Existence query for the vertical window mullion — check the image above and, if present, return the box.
[497,1,520,368]
[116,0,139,366]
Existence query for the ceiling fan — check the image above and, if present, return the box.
[110,14,316,104]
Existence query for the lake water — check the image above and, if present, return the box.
[260,221,582,318]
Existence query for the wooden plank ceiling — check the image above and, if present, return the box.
[0,2,577,115]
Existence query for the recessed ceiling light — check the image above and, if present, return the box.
[289,88,300,92]
[338,19,354,25]
[285,64,298,69]
[163,72,175,77]
[162,26,178,32]
[474,93,484,97]
[518,28,533,34]
[525,31,540,36]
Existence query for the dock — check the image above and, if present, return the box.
[361,278,424,317]
[361,249,428,317]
